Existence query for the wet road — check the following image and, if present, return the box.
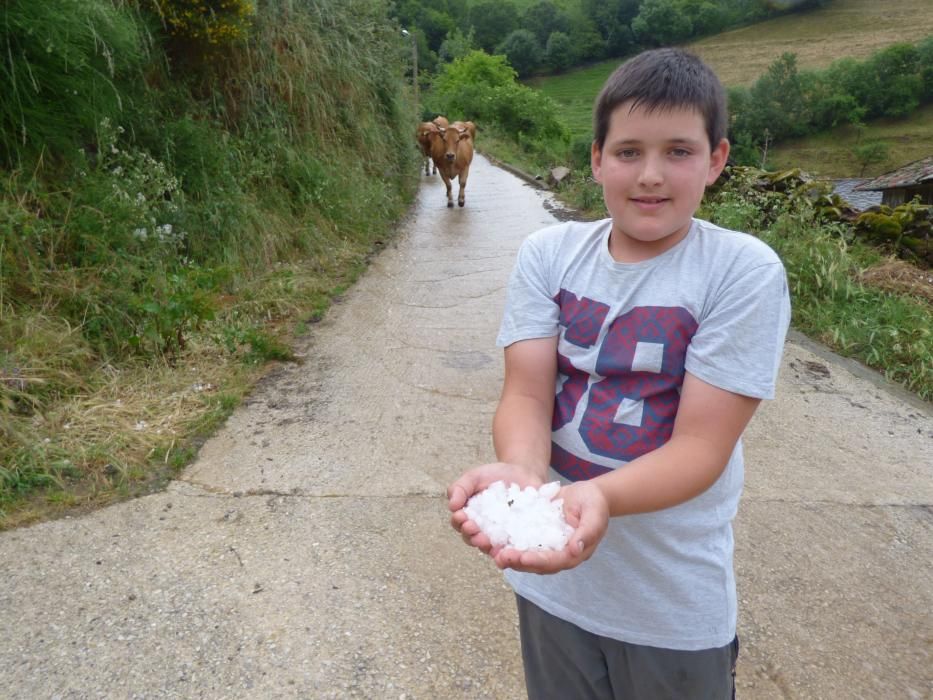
[0,154,931,699]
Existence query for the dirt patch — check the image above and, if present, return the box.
[858,259,933,305]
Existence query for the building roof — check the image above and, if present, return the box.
[854,155,933,191]
[832,178,882,210]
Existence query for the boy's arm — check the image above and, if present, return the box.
[493,371,760,573]
[447,336,558,549]
[592,370,760,517]
[492,336,559,476]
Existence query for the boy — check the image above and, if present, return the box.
[447,48,790,699]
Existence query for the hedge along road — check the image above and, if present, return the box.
[0,154,930,699]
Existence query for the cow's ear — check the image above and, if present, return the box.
[458,130,469,140]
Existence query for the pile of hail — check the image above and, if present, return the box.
[463,480,574,551]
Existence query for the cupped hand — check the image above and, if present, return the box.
[491,479,609,574]
[447,462,544,554]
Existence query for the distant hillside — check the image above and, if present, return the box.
[689,0,933,86]
[532,0,933,138]
[769,104,933,178]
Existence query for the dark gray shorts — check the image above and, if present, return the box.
[516,595,738,700]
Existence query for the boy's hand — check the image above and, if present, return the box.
[447,462,545,554]
[491,479,609,574]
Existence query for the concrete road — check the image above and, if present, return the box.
[1,154,930,699]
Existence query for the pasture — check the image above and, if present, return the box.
[689,0,933,87]
[768,104,933,177]
[531,0,933,140]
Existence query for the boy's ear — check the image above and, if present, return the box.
[591,141,603,183]
[706,138,730,185]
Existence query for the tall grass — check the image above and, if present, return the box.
[759,216,931,399]
[1,0,419,525]
[0,0,151,168]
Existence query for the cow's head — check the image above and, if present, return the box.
[437,126,470,161]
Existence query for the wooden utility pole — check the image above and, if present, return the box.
[402,29,418,109]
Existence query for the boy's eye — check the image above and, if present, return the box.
[618,149,639,159]
[670,148,691,157]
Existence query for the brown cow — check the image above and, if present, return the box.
[415,116,450,176]
[430,121,474,208]
[416,121,439,176]
[455,120,476,140]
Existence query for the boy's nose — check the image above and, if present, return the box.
[637,156,664,187]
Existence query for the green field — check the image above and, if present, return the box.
[689,0,933,87]
[768,104,933,178]
[530,0,933,147]
[526,63,610,138]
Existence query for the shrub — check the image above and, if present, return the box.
[430,50,569,143]
[432,50,516,94]
[855,212,903,241]
[148,0,255,45]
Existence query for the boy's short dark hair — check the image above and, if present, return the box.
[593,48,728,152]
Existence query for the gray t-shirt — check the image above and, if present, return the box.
[497,217,790,651]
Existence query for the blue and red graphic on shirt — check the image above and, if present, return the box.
[553,290,609,431]
[551,292,698,481]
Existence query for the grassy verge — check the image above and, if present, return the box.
[0,0,419,528]
[0,232,400,529]
[703,188,931,400]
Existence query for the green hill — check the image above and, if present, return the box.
[531,0,933,149]
[769,104,933,177]
[689,0,933,87]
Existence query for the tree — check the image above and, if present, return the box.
[917,36,933,102]
[522,1,570,46]
[496,29,543,78]
[580,0,640,56]
[748,53,810,141]
[852,141,890,177]
[632,0,694,46]
[567,18,607,63]
[417,9,457,53]
[467,1,519,53]
[804,71,864,131]
[438,27,475,64]
[545,31,575,73]
[857,44,923,119]
[680,0,727,36]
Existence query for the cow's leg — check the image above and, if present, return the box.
[439,171,454,207]
[423,156,430,176]
[457,164,470,207]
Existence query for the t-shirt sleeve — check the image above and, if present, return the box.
[685,260,791,399]
[496,235,561,347]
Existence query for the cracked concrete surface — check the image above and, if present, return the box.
[0,154,931,699]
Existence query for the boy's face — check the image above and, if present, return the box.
[592,101,729,262]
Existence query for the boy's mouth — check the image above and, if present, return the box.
[631,196,669,207]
